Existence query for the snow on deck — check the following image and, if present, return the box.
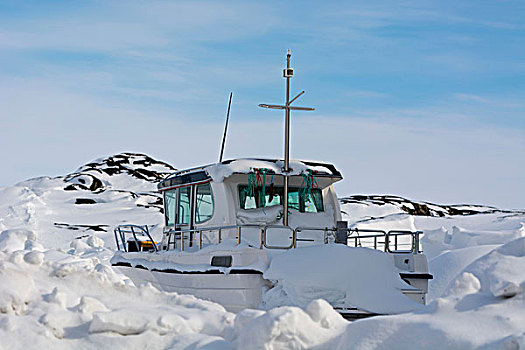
[262,244,421,314]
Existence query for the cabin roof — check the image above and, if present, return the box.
[158,158,342,191]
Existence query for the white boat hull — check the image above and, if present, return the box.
[116,265,269,312]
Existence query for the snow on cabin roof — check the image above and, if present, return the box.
[158,158,342,190]
[207,159,342,182]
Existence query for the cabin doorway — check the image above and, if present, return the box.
[163,182,214,248]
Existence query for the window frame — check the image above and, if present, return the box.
[162,180,215,227]
[194,182,214,224]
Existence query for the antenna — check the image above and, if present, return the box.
[258,50,315,226]
[219,92,233,163]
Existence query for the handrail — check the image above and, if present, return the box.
[162,224,262,251]
[113,225,158,252]
[114,223,422,255]
[347,228,422,253]
[295,226,333,247]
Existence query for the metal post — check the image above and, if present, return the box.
[238,226,242,244]
[414,232,420,254]
[283,49,291,226]
[395,234,398,251]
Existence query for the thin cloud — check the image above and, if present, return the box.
[344,90,390,99]
[453,93,490,104]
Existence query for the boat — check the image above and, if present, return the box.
[111,50,433,318]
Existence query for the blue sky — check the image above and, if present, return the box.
[0,0,524,208]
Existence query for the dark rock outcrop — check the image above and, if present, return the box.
[63,152,176,193]
[75,198,97,205]
[339,195,512,217]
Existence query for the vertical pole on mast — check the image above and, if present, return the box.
[283,49,291,226]
[258,49,314,227]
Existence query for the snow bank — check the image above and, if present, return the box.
[428,244,498,300]
[0,229,239,349]
[0,227,357,349]
[333,277,525,349]
[458,236,525,298]
[334,209,525,349]
[230,299,347,349]
[262,244,421,314]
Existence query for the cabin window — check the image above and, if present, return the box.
[239,185,282,210]
[238,185,324,213]
[177,186,191,225]
[164,189,177,226]
[195,183,214,223]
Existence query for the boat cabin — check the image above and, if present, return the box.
[156,158,343,250]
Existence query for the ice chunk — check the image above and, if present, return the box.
[90,309,150,335]
[232,300,347,349]
[23,251,44,265]
[0,260,35,314]
[0,229,36,252]
[447,272,481,297]
[43,287,68,308]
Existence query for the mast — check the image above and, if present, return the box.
[219,92,233,163]
[259,50,314,226]
[283,50,291,226]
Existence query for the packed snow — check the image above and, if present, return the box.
[262,244,421,314]
[1,152,525,349]
[205,159,337,183]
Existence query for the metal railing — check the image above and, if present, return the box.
[114,225,158,252]
[162,224,262,251]
[347,228,422,253]
[114,223,421,255]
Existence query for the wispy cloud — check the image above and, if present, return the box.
[343,90,390,99]
[0,1,280,53]
[453,93,490,104]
